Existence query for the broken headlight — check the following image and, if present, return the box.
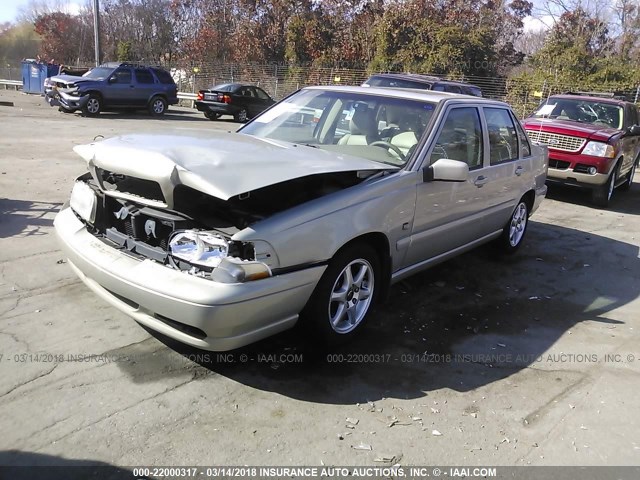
[70,181,97,223]
[168,230,272,283]
[168,230,229,268]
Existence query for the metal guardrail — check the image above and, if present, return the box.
[0,79,22,89]
[177,92,197,108]
[0,81,199,103]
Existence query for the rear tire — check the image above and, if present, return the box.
[204,112,221,121]
[495,200,529,254]
[300,244,380,347]
[149,96,167,116]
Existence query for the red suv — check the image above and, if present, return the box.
[522,93,640,206]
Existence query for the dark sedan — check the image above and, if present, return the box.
[195,83,275,122]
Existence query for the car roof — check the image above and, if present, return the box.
[549,94,629,107]
[303,85,507,106]
[98,62,167,70]
[213,83,258,88]
[366,72,481,89]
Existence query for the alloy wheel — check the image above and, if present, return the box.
[152,99,165,114]
[328,259,374,334]
[509,202,528,247]
[86,98,100,114]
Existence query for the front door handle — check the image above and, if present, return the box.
[474,175,489,187]
[515,166,524,176]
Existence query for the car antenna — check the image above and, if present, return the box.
[535,90,554,137]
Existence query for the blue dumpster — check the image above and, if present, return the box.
[21,60,60,94]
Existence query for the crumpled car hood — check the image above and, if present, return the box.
[49,74,95,86]
[74,131,396,204]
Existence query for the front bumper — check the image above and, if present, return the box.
[547,168,608,188]
[57,91,90,111]
[45,89,90,111]
[545,151,616,188]
[54,207,326,351]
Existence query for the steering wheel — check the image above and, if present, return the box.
[369,141,406,162]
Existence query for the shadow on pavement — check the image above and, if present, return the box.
[0,450,145,480]
[116,221,639,404]
[545,176,640,215]
[0,198,62,238]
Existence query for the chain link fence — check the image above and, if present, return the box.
[4,61,640,118]
[163,61,640,117]
[0,65,21,81]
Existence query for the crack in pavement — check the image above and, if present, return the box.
[0,363,58,399]
[0,329,31,351]
[0,296,21,319]
[0,249,63,266]
[31,372,199,452]
[0,278,82,301]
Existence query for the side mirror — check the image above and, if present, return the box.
[625,125,640,136]
[108,76,117,84]
[423,158,469,182]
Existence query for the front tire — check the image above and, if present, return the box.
[301,244,380,346]
[234,108,248,123]
[149,96,167,116]
[619,160,637,192]
[82,94,101,116]
[495,200,529,254]
[592,165,617,207]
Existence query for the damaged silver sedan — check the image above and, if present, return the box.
[54,86,548,350]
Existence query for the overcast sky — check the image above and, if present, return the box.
[0,0,82,23]
[0,0,28,23]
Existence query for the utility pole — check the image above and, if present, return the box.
[93,0,101,66]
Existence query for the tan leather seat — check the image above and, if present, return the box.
[339,106,377,145]
[387,107,421,156]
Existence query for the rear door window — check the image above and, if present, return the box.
[151,68,175,85]
[134,68,155,84]
[511,112,532,157]
[484,108,519,164]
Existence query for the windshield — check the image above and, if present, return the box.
[532,98,623,130]
[82,67,115,80]
[240,89,437,167]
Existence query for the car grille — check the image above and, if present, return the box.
[549,159,570,170]
[526,130,586,153]
[97,168,165,203]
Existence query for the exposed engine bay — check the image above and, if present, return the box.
[72,168,373,281]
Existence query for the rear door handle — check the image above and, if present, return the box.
[515,166,524,176]
[474,175,489,187]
